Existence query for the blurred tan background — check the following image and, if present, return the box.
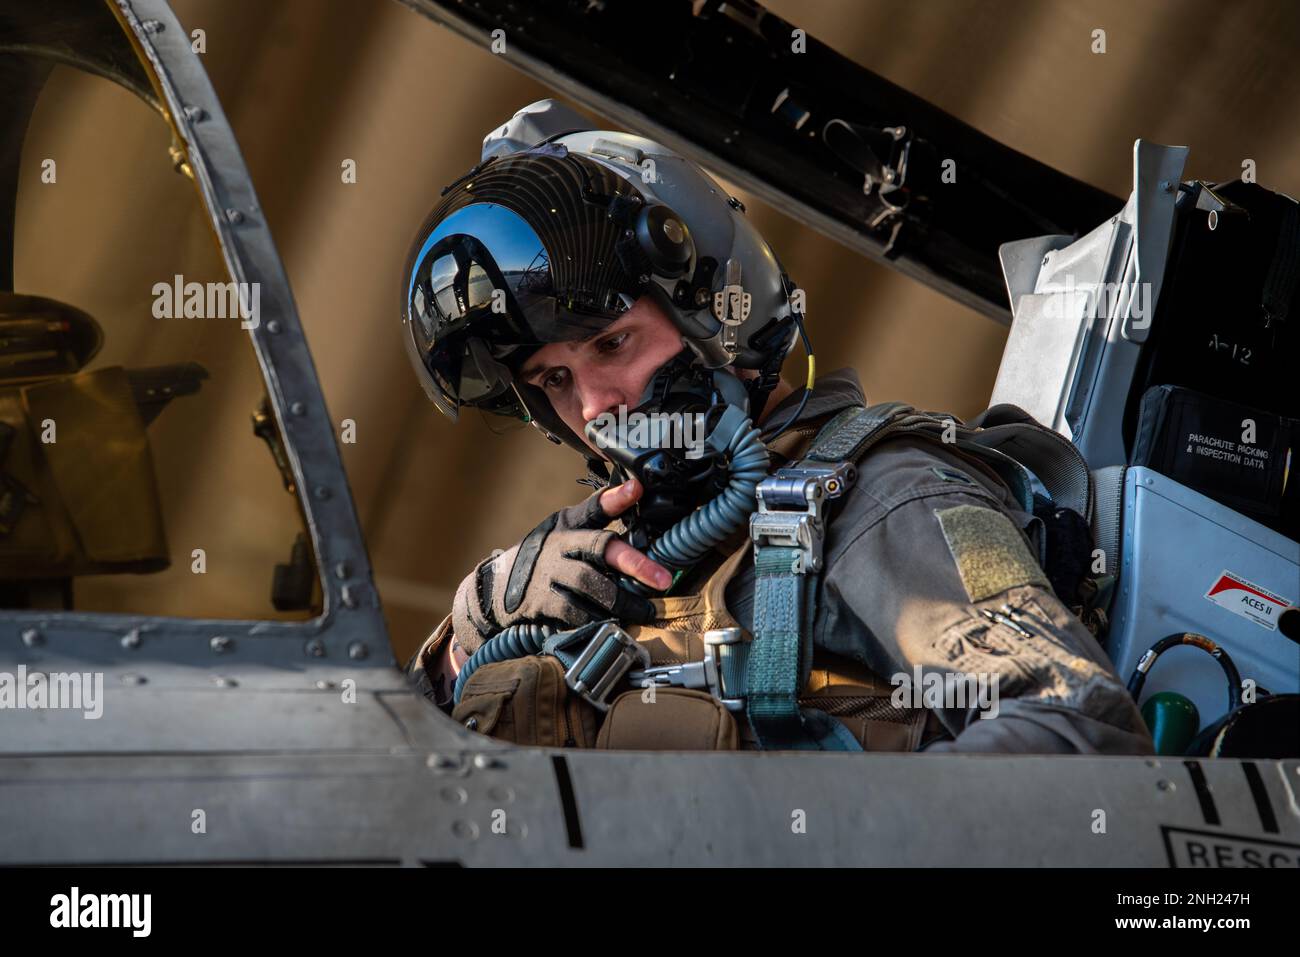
[13,0,1300,662]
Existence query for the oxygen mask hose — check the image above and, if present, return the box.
[611,404,770,597]
[453,623,553,705]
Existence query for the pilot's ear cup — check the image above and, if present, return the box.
[634,204,694,278]
[1186,694,1300,758]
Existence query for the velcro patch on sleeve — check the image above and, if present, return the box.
[934,504,1049,602]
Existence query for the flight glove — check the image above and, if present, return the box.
[450,491,655,654]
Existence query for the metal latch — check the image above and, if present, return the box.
[562,621,651,712]
[750,462,856,574]
[627,627,750,712]
[821,120,914,231]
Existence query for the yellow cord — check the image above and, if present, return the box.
[805,353,816,391]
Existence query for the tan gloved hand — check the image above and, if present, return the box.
[450,479,672,654]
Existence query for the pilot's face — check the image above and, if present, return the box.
[516,294,684,455]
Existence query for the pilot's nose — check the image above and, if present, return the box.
[577,376,628,426]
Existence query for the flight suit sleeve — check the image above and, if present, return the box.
[406,614,456,714]
[816,439,1153,755]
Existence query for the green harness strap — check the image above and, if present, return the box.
[745,404,906,751]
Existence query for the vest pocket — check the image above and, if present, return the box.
[451,682,515,737]
[596,688,739,750]
[451,656,600,747]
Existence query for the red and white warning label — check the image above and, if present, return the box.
[1203,570,1294,631]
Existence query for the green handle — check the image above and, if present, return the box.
[1142,691,1201,756]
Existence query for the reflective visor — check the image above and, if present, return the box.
[402,150,646,419]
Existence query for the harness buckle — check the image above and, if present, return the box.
[562,621,651,712]
[749,463,856,574]
[627,627,750,712]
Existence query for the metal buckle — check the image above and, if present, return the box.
[563,622,651,712]
[626,627,750,712]
[749,463,856,574]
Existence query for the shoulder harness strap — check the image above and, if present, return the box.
[806,401,1093,522]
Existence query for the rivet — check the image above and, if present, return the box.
[21,628,43,647]
[487,785,516,803]
[315,679,335,690]
[314,486,331,500]
[210,635,232,653]
[341,585,359,610]
[141,19,164,33]
[183,105,207,122]
[212,675,237,688]
[225,208,244,224]
[451,819,480,840]
[1159,180,1174,193]
[473,753,503,770]
[290,401,306,416]
[265,319,281,334]
[121,673,147,686]
[304,638,325,658]
[121,630,142,650]
[348,641,368,660]
[334,561,351,580]
[440,786,468,804]
[1156,779,1174,791]
[465,717,479,731]
[427,753,459,771]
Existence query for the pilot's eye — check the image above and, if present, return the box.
[595,332,629,355]
[541,368,569,391]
